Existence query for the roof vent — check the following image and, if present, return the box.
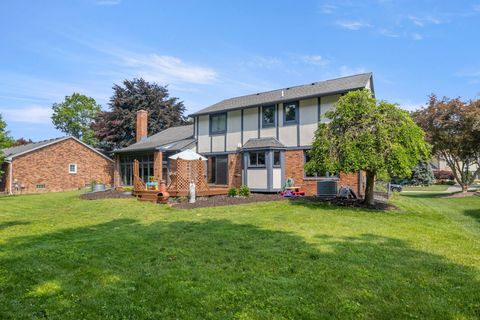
[281,90,284,97]
[311,82,315,85]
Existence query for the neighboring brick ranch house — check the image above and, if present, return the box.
[0,137,114,194]
[116,73,373,196]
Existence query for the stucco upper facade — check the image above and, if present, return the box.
[192,73,374,154]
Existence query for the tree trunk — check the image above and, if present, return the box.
[364,170,375,206]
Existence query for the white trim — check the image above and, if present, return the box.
[68,163,77,174]
[6,136,114,162]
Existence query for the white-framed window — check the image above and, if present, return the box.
[69,163,77,174]
[36,184,46,189]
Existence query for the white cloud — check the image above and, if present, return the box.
[407,15,443,27]
[335,20,371,30]
[338,65,368,77]
[244,56,282,69]
[301,55,330,67]
[397,101,427,111]
[61,37,219,85]
[0,106,52,124]
[120,53,218,84]
[411,32,424,41]
[95,0,121,5]
[474,4,480,12]
[378,28,399,38]
[318,4,336,14]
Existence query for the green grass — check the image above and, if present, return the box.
[402,184,451,191]
[0,192,479,319]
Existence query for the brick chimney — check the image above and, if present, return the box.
[136,110,148,142]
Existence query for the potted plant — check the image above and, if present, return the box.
[91,180,106,192]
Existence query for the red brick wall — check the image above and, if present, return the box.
[284,150,363,197]
[154,151,163,181]
[10,138,113,194]
[228,153,242,187]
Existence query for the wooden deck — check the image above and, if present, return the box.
[167,187,229,197]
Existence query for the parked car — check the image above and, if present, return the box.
[389,184,403,192]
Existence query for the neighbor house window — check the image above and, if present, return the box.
[283,101,298,124]
[262,105,276,127]
[249,151,266,167]
[304,151,337,178]
[210,113,227,134]
[69,163,77,174]
[273,151,281,167]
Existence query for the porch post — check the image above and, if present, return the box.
[154,150,163,181]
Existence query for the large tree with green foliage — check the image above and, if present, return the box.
[51,93,102,146]
[412,95,480,191]
[306,89,429,206]
[93,78,187,151]
[0,114,14,176]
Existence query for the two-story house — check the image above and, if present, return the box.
[190,72,374,195]
[113,72,374,196]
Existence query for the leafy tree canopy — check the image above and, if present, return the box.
[93,78,187,152]
[0,114,14,176]
[12,138,33,147]
[51,93,101,146]
[306,89,429,205]
[412,95,480,190]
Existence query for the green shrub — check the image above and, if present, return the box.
[227,187,238,197]
[238,185,250,197]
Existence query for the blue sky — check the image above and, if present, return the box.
[1,0,479,141]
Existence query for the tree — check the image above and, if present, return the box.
[12,138,33,147]
[409,162,434,186]
[306,89,429,206]
[0,114,13,177]
[93,78,187,151]
[412,95,480,191]
[51,93,101,146]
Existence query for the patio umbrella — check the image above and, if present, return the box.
[168,149,207,161]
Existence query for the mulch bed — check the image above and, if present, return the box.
[290,196,396,210]
[80,189,133,200]
[172,193,284,209]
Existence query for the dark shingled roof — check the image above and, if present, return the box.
[191,73,372,116]
[114,125,195,153]
[2,137,67,158]
[242,137,285,150]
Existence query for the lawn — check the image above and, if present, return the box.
[402,184,451,192]
[0,192,479,319]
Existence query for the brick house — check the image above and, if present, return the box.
[116,73,373,196]
[0,137,114,194]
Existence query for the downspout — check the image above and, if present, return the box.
[5,157,12,195]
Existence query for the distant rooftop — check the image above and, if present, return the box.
[190,73,373,116]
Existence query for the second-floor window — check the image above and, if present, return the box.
[283,101,298,124]
[210,112,227,134]
[262,105,275,127]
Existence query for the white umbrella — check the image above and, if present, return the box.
[168,149,207,161]
[168,149,206,204]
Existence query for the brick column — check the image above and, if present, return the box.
[113,154,122,188]
[154,151,163,182]
[228,153,242,187]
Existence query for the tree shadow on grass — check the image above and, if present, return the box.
[0,220,30,231]
[399,192,450,199]
[0,219,479,319]
[464,208,480,224]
